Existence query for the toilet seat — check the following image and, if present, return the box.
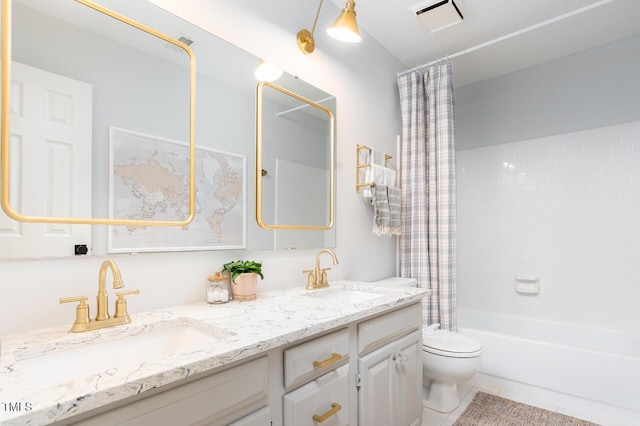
[423,330,483,358]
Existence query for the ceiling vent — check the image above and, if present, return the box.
[409,0,464,33]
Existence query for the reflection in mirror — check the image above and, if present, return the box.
[1,0,196,227]
[256,79,335,247]
[0,0,336,259]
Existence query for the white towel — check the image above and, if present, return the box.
[358,147,371,165]
[363,165,397,197]
[370,164,387,185]
[383,167,396,187]
[362,164,388,198]
[370,149,386,166]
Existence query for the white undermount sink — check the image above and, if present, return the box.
[15,321,231,389]
[304,288,385,305]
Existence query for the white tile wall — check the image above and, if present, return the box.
[457,120,640,333]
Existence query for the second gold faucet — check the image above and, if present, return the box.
[304,249,339,290]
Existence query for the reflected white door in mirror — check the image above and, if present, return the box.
[0,62,92,258]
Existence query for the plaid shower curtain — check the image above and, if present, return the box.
[397,63,456,331]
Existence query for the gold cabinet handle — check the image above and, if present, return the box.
[313,352,342,368]
[312,402,342,423]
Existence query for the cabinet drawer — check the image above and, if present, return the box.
[283,364,350,426]
[358,303,421,356]
[284,328,349,390]
[75,356,268,426]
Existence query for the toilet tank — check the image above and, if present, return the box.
[371,277,418,288]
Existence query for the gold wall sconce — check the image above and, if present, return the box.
[297,0,361,55]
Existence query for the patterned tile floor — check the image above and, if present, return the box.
[422,373,640,426]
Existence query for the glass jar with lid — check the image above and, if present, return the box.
[206,271,231,304]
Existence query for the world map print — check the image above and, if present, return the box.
[108,127,245,252]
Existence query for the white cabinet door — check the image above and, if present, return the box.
[283,364,350,426]
[394,330,422,426]
[358,329,423,426]
[227,406,271,426]
[0,62,92,258]
[358,343,396,426]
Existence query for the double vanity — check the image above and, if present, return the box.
[0,1,425,424]
[0,281,428,425]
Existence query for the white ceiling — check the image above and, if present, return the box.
[329,0,640,87]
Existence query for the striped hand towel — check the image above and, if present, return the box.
[387,186,401,236]
[372,184,401,236]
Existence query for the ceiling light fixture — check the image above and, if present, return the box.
[327,0,361,43]
[297,0,361,55]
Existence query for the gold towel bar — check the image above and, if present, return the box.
[356,144,394,192]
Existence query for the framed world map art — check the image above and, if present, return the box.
[108,127,246,253]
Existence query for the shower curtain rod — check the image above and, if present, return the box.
[397,0,614,77]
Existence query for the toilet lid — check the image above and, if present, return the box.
[423,330,483,357]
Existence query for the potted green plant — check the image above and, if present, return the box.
[222,259,264,301]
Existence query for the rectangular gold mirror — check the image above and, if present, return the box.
[0,0,336,258]
[255,80,335,231]
[0,0,196,227]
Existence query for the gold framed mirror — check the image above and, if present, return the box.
[255,80,335,231]
[0,0,196,227]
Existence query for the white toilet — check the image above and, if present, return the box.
[371,277,483,413]
[422,327,483,412]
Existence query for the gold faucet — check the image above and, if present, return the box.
[304,249,339,290]
[96,259,123,320]
[60,259,139,332]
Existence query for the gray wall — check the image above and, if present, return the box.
[455,34,640,150]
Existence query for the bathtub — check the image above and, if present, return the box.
[457,309,640,412]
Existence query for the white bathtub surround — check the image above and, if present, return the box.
[456,120,640,412]
[458,308,640,414]
[0,281,428,425]
[457,120,640,333]
[398,63,457,331]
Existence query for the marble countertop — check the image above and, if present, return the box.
[0,281,428,425]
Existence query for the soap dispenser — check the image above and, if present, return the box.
[207,271,231,304]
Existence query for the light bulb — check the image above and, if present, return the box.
[254,61,283,82]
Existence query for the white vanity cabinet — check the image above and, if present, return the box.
[227,406,271,426]
[357,304,423,426]
[282,329,351,426]
[70,356,269,426]
[48,301,424,426]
